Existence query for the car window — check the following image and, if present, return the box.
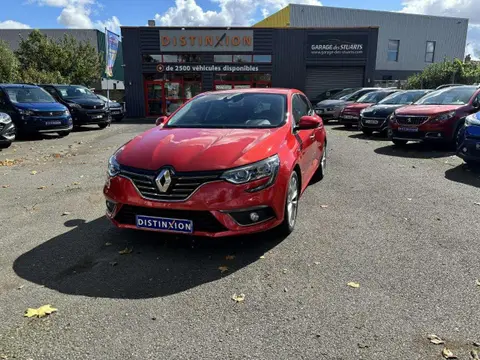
[44,86,58,98]
[55,85,97,99]
[5,87,55,103]
[379,91,428,105]
[292,94,309,125]
[348,89,374,102]
[166,92,287,129]
[415,87,477,105]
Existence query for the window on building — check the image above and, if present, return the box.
[214,55,233,62]
[143,54,202,63]
[425,41,436,63]
[387,40,400,62]
[233,55,252,63]
[253,55,272,63]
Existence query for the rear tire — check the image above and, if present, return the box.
[392,139,408,147]
[277,171,299,237]
[315,146,327,181]
[362,129,373,136]
[98,122,109,129]
[0,142,12,149]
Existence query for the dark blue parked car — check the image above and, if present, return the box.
[0,84,72,137]
[457,111,480,166]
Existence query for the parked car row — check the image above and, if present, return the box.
[313,85,480,166]
[0,83,125,148]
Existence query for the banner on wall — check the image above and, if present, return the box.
[105,30,120,78]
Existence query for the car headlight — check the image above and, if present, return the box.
[434,111,456,122]
[0,113,12,124]
[107,155,121,177]
[64,110,71,116]
[221,154,280,191]
[465,113,480,126]
[17,108,35,116]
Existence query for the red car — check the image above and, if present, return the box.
[339,90,398,128]
[104,89,327,237]
[389,86,480,146]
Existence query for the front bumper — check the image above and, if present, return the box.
[339,115,360,125]
[72,109,110,125]
[103,174,288,237]
[15,115,73,134]
[0,122,15,143]
[457,126,480,162]
[389,121,454,142]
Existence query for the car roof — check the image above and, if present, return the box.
[0,84,39,88]
[203,88,298,96]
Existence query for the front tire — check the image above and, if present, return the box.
[277,171,300,236]
[362,128,373,136]
[98,122,109,129]
[0,142,12,149]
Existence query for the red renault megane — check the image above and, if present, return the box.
[104,89,327,237]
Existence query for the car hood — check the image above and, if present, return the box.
[67,98,105,107]
[14,102,67,111]
[116,127,285,172]
[396,104,462,116]
[107,101,122,109]
[362,104,406,118]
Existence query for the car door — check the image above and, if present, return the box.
[292,94,319,182]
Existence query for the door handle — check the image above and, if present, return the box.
[309,134,316,140]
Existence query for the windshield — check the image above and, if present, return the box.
[96,94,108,102]
[379,91,429,105]
[415,87,476,105]
[331,88,359,100]
[357,91,392,104]
[56,85,97,100]
[5,87,55,103]
[166,92,287,129]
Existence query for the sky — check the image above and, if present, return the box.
[0,0,479,59]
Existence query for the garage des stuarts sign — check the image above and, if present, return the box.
[306,34,368,58]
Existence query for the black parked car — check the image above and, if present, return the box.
[0,112,15,149]
[358,90,432,136]
[309,88,347,105]
[40,85,110,129]
[96,94,124,122]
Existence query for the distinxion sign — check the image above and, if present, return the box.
[159,30,254,52]
[306,34,368,58]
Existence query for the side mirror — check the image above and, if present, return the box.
[296,115,320,130]
[473,98,480,109]
[155,116,168,126]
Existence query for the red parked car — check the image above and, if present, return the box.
[339,90,398,128]
[104,89,327,237]
[389,86,480,146]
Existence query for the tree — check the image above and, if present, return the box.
[15,30,103,86]
[0,40,19,83]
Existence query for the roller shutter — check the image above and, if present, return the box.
[305,67,364,100]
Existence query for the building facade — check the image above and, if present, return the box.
[0,29,124,90]
[122,26,378,118]
[255,5,469,81]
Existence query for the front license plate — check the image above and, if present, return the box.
[136,215,193,234]
[112,111,121,114]
[398,127,419,132]
[44,121,62,126]
[92,114,103,119]
[365,120,378,124]
[343,115,358,120]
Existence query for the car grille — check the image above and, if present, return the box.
[114,205,227,233]
[82,104,105,110]
[396,115,429,125]
[35,111,66,117]
[119,165,223,201]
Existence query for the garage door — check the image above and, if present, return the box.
[305,67,364,100]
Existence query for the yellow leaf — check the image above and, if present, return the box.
[259,255,265,259]
[320,205,328,208]
[471,350,480,360]
[442,348,457,359]
[37,186,46,190]
[24,304,57,318]
[72,182,80,186]
[476,279,480,286]
[2,185,9,189]
[231,293,245,303]
[119,247,133,255]
[347,282,360,288]
[31,171,37,175]
[225,255,235,260]
[427,334,445,345]
[218,266,229,273]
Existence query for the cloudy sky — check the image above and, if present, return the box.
[0,0,478,59]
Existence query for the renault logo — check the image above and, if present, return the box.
[155,169,172,193]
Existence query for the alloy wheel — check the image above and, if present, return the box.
[287,174,299,228]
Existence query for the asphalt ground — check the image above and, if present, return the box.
[0,121,479,360]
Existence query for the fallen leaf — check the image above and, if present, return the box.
[259,255,265,259]
[225,255,235,260]
[314,261,320,265]
[231,293,245,303]
[61,211,71,216]
[320,205,328,208]
[476,279,480,287]
[0,159,20,167]
[407,198,412,201]
[471,350,480,360]
[358,343,369,349]
[24,305,57,318]
[347,282,360,288]
[72,182,80,186]
[119,247,133,255]
[17,285,24,290]
[284,287,288,292]
[53,153,62,158]
[218,266,229,273]
[442,348,457,359]
[37,186,46,190]
[105,242,112,246]
[474,342,480,347]
[427,334,445,345]
[2,185,9,188]
[30,171,37,175]
[282,269,287,274]
[475,202,480,206]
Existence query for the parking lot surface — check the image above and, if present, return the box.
[1,123,479,360]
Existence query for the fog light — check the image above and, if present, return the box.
[463,147,468,153]
[250,212,260,222]
[106,200,116,214]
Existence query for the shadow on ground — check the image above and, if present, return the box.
[445,163,480,188]
[330,126,358,132]
[349,133,390,142]
[13,217,285,299]
[114,118,156,125]
[374,142,454,159]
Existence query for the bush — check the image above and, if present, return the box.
[0,41,19,83]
